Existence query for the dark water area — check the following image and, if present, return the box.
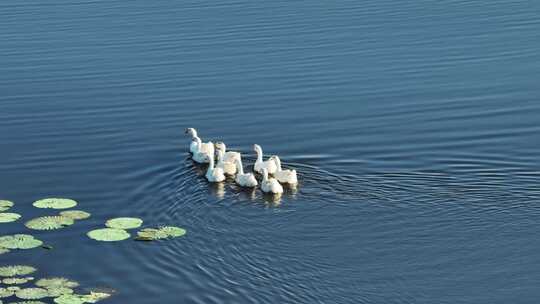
[1,0,540,303]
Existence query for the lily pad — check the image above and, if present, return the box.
[0,212,21,223]
[136,226,186,241]
[33,198,77,210]
[36,277,79,289]
[3,277,34,285]
[84,291,112,303]
[0,235,43,250]
[0,265,37,277]
[0,248,9,255]
[10,301,47,304]
[87,228,130,242]
[0,200,14,212]
[46,287,74,298]
[59,210,91,220]
[15,288,49,300]
[0,287,14,298]
[105,217,143,230]
[53,294,86,304]
[160,226,187,237]
[25,216,74,231]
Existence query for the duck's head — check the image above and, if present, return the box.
[185,128,197,137]
[270,155,281,167]
[215,142,226,151]
[215,147,225,160]
[261,168,269,179]
[253,144,262,153]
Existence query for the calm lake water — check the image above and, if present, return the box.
[1,0,540,303]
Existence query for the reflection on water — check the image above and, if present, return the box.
[261,192,282,205]
[208,182,225,199]
[187,152,298,205]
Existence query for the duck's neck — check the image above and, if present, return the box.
[191,129,198,138]
[256,147,263,162]
[216,149,224,164]
[208,155,215,170]
[273,156,282,171]
[262,170,269,182]
[194,136,202,148]
[236,158,245,175]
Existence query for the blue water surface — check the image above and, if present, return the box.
[1,0,540,303]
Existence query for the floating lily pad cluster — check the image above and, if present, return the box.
[24,198,90,231]
[87,217,142,242]
[87,217,187,242]
[0,198,90,255]
[1,197,188,303]
[0,200,21,224]
[0,265,112,303]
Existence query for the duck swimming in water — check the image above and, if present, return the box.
[253,144,277,174]
[185,128,214,163]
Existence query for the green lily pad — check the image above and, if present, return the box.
[3,277,34,285]
[0,200,14,212]
[0,287,15,298]
[7,286,21,292]
[33,198,77,210]
[15,288,49,300]
[10,301,47,304]
[83,291,112,303]
[160,226,187,237]
[136,226,187,241]
[25,216,74,231]
[53,294,86,304]
[1,287,15,298]
[0,235,43,250]
[53,291,112,304]
[46,287,74,298]
[0,212,21,223]
[87,228,130,242]
[105,217,143,230]
[0,265,37,277]
[36,277,79,289]
[59,210,91,220]
[0,248,9,255]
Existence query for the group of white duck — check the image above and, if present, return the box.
[185,128,298,194]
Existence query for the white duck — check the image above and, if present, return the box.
[185,128,214,163]
[216,148,237,176]
[234,156,258,187]
[205,154,225,182]
[192,138,214,163]
[215,142,241,163]
[260,168,283,194]
[270,155,298,185]
[253,144,277,174]
[185,128,200,154]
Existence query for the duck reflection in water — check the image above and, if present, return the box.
[190,160,208,177]
[208,182,225,199]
